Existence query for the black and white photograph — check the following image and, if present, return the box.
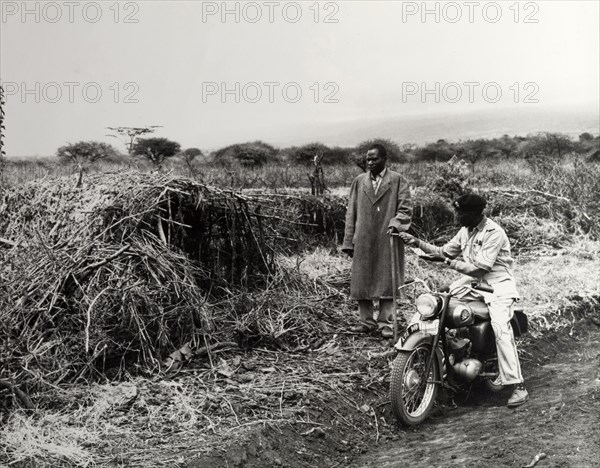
[1,1,599,466]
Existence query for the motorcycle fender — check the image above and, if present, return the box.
[395,332,444,379]
[394,331,433,352]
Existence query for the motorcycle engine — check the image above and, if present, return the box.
[453,359,483,381]
[448,336,471,362]
[447,337,482,381]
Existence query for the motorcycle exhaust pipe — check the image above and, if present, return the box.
[452,359,483,381]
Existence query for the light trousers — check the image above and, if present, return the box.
[488,298,524,385]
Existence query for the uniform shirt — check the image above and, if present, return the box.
[443,216,520,299]
[370,168,386,194]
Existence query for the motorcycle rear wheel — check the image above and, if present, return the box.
[482,360,504,393]
[390,345,439,426]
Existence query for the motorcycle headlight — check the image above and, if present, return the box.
[416,293,441,319]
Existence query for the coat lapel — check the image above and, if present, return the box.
[362,173,376,203]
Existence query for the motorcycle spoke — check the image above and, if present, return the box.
[402,348,435,416]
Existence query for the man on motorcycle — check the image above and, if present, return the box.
[399,193,529,408]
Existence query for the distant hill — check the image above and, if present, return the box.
[270,105,600,147]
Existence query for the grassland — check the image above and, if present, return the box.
[0,155,598,467]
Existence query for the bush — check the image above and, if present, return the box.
[518,132,576,158]
[183,148,203,161]
[285,143,352,165]
[213,141,278,167]
[415,140,456,162]
[427,156,470,199]
[354,138,407,166]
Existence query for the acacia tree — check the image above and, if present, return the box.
[57,141,119,165]
[133,137,181,169]
[183,147,203,163]
[106,126,162,155]
[182,148,203,178]
[57,141,120,187]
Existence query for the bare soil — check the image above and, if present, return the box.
[179,317,600,468]
[354,322,600,468]
[3,301,598,468]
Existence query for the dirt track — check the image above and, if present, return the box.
[181,319,600,468]
[354,325,600,468]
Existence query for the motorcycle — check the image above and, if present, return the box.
[389,254,528,426]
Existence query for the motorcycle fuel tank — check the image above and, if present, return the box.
[469,321,496,355]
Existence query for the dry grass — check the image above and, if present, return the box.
[0,251,378,467]
[2,243,597,467]
[1,162,598,467]
[516,238,600,331]
[2,238,598,467]
[2,412,97,467]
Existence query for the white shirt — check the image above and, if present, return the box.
[370,167,386,194]
[443,217,520,299]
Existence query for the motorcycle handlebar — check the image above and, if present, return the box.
[418,254,445,263]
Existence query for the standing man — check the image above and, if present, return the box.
[399,193,529,408]
[342,143,412,338]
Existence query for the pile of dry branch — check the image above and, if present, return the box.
[0,173,347,400]
[1,171,594,408]
[485,187,597,249]
[409,186,597,250]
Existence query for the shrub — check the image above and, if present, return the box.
[427,156,470,199]
[414,139,456,162]
[354,138,407,165]
[519,132,576,158]
[213,141,278,167]
[285,143,352,165]
[183,148,203,161]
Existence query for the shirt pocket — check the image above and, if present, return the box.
[471,239,483,257]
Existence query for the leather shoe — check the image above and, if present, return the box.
[380,326,394,338]
[350,323,377,334]
[507,384,529,407]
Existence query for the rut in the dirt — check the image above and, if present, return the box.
[354,327,600,468]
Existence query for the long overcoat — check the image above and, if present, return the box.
[342,169,412,300]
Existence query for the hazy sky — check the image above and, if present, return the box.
[1,0,599,156]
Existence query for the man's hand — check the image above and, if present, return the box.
[342,248,354,258]
[398,232,419,246]
[386,226,398,236]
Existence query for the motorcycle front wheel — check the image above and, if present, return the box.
[390,345,439,426]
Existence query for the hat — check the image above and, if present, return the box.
[453,194,487,212]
